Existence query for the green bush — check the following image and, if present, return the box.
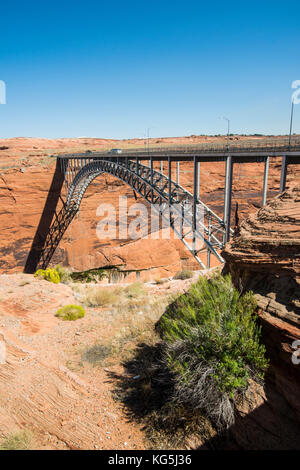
[70,268,109,283]
[56,304,85,321]
[173,270,193,280]
[157,273,268,428]
[34,268,60,284]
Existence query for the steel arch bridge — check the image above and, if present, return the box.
[36,157,228,271]
[24,140,300,274]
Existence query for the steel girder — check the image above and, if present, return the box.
[36,203,78,270]
[60,158,228,268]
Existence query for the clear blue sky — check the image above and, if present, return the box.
[0,0,299,139]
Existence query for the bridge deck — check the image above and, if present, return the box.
[56,149,300,163]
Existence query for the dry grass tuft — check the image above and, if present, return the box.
[173,270,194,280]
[73,285,123,307]
[85,287,120,307]
[82,296,170,366]
[0,430,35,450]
[72,280,147,309]
[124,282,145,298]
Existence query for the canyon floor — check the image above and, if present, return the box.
[0,270,210,450]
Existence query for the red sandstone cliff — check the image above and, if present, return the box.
[221,184,300,449]
[0,137,299,279]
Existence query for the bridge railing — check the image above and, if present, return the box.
[93,136,300,154]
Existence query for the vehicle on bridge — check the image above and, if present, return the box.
[109,148,122,154]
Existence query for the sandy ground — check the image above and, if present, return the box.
[0,270,206,450]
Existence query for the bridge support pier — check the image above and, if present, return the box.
[168,156,172,236]
[280,155,287,192]
[150,155,154,202]
[197,162,200,199]
[176,161,180,186]
[60,158,69,193]
[168,156,172,203]
[176,162,180,201]
[224,155,233,243]
[262,156,269,206]
[193,156,199,253]
[207,213,212,268]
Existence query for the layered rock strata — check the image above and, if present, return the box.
[222,184,300,448]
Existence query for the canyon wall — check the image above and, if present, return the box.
[0,137,298,280]
[222,184,300,449]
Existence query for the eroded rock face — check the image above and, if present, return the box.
[222,184,300,334]
[0,137,299,279]
[222,184,300,448]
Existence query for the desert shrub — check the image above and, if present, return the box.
[74,282,146,308]
[56,304,85,321]
[154,278,168,285]
[124,282,145,298]
[0,430,34,450]
[34,268,60,284]
[55,264,71,283]
[90,288,119,307]
[157,273,268,429]
[173,270,193,280]
[70,268,110,283]
[81,286,122,307]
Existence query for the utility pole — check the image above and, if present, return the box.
[218,116,231,151]
[288,101,294,150]
[147,127,150,154]
[223,116,230,152]
[146,127,155,167]
[289,80,300,149]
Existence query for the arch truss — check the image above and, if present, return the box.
[41,156,229,271]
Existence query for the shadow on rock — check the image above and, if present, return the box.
[197,372,300,450]
[109,342,300,450]
[108,342,218,449]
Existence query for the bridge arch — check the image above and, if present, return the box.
[28,157,227,272]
